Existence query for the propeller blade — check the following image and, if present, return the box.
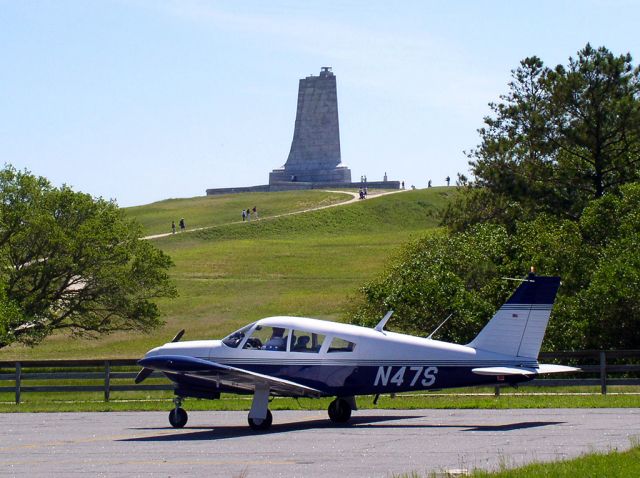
[134,367,154,384]
[136,329,185,383]
[171,329,185,343]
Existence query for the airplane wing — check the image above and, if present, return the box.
[472,364,580,376]
[138,354,326,398]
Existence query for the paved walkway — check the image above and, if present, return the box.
[142,189,407,240]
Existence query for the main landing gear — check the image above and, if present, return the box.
[169,396,188,428]
[248,409,273,431]
[328,397,353,423]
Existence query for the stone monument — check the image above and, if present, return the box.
[269,67,351,185]
[205,68,399,196]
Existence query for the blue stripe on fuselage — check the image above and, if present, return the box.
[166,362,533,396]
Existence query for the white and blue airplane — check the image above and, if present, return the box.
[135,272,578,430]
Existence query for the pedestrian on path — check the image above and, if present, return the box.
[179,218,185,232]
[246,207,251,222]
[171,221,176,234]
[242,209,246,221]
[253,206,258,220]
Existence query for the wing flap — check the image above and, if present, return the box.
[138,354,326,398]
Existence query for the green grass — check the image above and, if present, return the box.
[1,386,638,413]
[469,443,640,477]
[0,187,455,360]
[124,189,353,236]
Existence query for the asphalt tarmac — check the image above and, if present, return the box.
[1,408,638,477]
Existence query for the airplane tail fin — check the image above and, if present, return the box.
[467,273,561,359]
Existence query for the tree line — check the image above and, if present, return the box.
[349,44,640,350]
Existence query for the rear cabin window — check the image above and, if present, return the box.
[327,337,356,353]
[243,326,290,351]
[290,330,325,353]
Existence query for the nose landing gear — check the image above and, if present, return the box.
[168,396,188,428]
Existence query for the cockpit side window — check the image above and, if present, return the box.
[243,325,290,351]
[222,323,254,348]
[327,336,356,353]
[290,330,325,353]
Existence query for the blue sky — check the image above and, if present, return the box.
[2,1,639,206]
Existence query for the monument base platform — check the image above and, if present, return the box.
[205,181,400,196]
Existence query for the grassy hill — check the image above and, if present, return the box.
[124,190,351,236]
[0,187,454,360]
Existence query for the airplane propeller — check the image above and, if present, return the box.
[134,329,185,384]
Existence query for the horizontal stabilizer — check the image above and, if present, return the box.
[472,364,580,376]
[535,364,581,374]
[472,366,537,376]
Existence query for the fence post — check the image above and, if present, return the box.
[104,361,111,402]
[599,351,607,395]
[15,362,21,404]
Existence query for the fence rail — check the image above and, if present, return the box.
[1,350,639,404]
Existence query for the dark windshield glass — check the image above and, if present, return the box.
[222,323,254,348]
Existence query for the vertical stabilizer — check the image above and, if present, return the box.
[467,274,561,359]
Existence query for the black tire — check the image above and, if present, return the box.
[248,409,273,431]
[328,398,352,423]
[169,407,188,428]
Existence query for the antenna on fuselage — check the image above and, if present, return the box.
[427,313,453,340]
[501,266,536,283]
[374,310,394,333]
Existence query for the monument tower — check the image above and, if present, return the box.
[269,67,351,185]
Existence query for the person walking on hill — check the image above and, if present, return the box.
[446,176,450,187]
[242,209,246,222]
[179,218,185,232]
[246,207,251,222]
[171,221,176,234]
[252,206,258,220]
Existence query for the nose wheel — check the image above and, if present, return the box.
[168,397,188,428]
[328,398,352,423]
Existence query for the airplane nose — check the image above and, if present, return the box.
[142,345,163,359]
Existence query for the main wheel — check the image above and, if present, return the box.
[328,398,352,423]
[169,407,188,428]
[248,409,273,431]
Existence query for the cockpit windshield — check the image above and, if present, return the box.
[222,323,255,348]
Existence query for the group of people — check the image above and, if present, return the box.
[168,206,260,235]
[171,218,186,234]
[242,206,258,222]
[425,176,451,188]
[358,188,368,199]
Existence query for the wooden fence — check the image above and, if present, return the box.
[1,350,639,404]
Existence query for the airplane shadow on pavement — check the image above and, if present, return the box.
[120,415,565,442]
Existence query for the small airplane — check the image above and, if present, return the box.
[135,271,579,430]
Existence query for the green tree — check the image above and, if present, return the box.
[568,183,640,348]
[350,183,640,350]
[0,165,177,349]
[445,44,640,230]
